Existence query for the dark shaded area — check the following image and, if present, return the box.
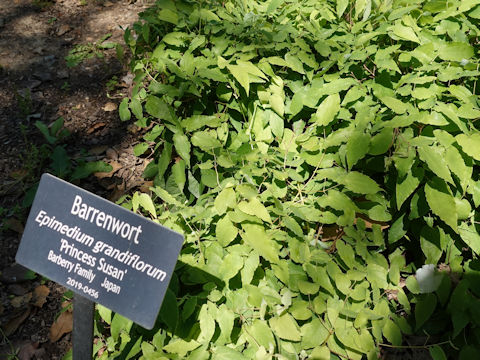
[0,1,153,358]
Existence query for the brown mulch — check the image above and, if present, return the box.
[0,1,155,358]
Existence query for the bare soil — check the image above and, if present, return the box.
[0,1,153,358]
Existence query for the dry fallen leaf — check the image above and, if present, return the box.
[8,284,29,296]
[0,263,35,283]
[106,147,118,160]
[127,123,140,134]
[4,307,31,336]
[17,341,42,360]
[61,300,73,312]
[86,122,106,134]
[4,218,24,234]
[94,161,123,179]
[139,181,154,193]
[11,292,32,308]
[89,145,108,155]
[109,183,126,202]
[9,168,28,179]
[49,311,73,342]
[32,285,50,308]
[103,102,117,112]
[385,289,399,301]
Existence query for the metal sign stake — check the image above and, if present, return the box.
[73,294,94,359]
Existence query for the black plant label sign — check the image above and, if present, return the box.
[16,173,184,329]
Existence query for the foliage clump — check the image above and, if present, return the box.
[99,0,480,359]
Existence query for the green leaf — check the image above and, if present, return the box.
[162,32,185,47]
[219,254,243,282]
[301,318,329,349]
[317,78,357,95]
[50,116,66,138]
[158,9,178,24]
[341,171,382,194]
[119,98,131,121]
[35,121,57,144]
[216,305,235,344]
[310,346,330,360]
[198,304,215,343]
[438,42,474,62]
[133,143,149,156]
[380,97,409,114]
[111,314,133,341]
[445,146,472,190]
[459,346,479,360]
[415,293,437,330]
[227,61,266,95]
[191,131,222,150]
[283,216,303,237]
[137,193,157,218]
[160,288,178,332]
[436,102,468,133]
[266,0,284,14]
[182,296,197,320]
[383,319,402,346]
[336,0,349,17]
[396,168,423,209]
[458,223,480,255]
[269,314,301,341]
[216,216,238,247]
[336,240,357,268]
[71,161,112,180]
[424,180,458,231]
[245,320,275,349]
[214,188,236,215]
[388,214,407,244]
[228,65,250,95]
[291,298,313,319]
[188,170,201,198]
[346,131,369,169]
[145,96,173,122]
[173,133,191,165]
[212,346,247,360]
[366,263,388,288]
[270,93,284,117]
[455,198,471,220]
[97,305,112,325]
[241,224,279,263]
[369,128,393,155]
[405,275,421,294]
[429,345,447,360]
[172,159,186,191]
[268,109,284,138]
[392,23,420,43]
[130,98,143,120]
[335,322,365,353]
[163,339,201,357]
[420,226,442,264]
[152,186,181,206]
[456,133,480,161]
[313,94,340,126]
[285,53,305,74]
[417,145,453,184]
[51,146,71,177]
[238,198,272,223]
[298,280,320,295]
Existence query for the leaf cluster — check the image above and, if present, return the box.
[99,0,480,359]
